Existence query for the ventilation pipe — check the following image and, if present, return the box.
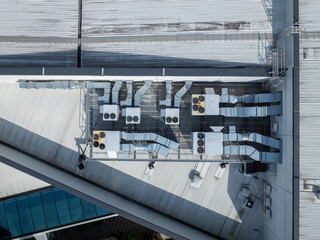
[223,132,281,149]
[134,80,152,107]
[111,80,123,104]
[174,81,193,108]
[97,82,111,104]
[121,144,170,157]
[219,105,282,117]
[159,80,173,107]
[120,80,133,106]
[223,145,281,163]
[121,132,179,150]
[220,88,282,104]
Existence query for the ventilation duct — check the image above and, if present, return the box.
[223,145,281,163]
[19,80,110,89]
[174,81,193,108]
[219,105,282,117]
[223,132,281,149]
[159,80,173,107]
[97,82,111,104]
[111,80,123,104]
[220,88,282,104]
[121,132,179,150]
[120,80,133,106]
[121,143,170,157]
[134,80,152,107]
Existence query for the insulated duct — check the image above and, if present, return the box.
[134,80,152,107]
[97,82,111,104]
[219,105,282,117]
[111,80,124,104]
[159,80,173,107]
[120,80,133,106]
[121,132,179,150]
[223,133,281,149]
[223,145,281,163]
[174,81,193,108]
[121,144,170,157]
[220,88,282,104]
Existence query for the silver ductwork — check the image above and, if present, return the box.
[134,80,152,107]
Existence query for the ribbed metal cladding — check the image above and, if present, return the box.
[80,0,278,67]
[299,0,320,239]
[0,0,78,67]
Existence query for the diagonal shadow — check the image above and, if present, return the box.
[0,49,266,68]
[0,117,244,240]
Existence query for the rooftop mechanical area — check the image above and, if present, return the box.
[18,79,283,239]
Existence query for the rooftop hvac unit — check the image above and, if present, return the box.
[191,95,206,115]
[192,131,223,156]
[125,107,141,124]
[264,196,271,206]
[92,131,121,155]
[264,207,271,217]
[191,89,220,116]
[92,131,107,152]
[164,108,180,125]
[264,183,271,194]
[195,132,205,154]
[101,105,119,121]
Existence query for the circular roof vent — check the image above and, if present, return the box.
[104,113,110,119]
[220,163,228,168]
[197,147,204,154]
[199,95,205,102]
[110,113,116,119]
[166,117,172,123]
[192,105,199,111]
[192,97,199,104]
[197,139,204,147]
[127,116,133,122]
[197,132,204,139]
[93,141,99,148]
[133,116,139,122]
[198,107,205,114]
[99,131,105,138]
[93,134,99,140]
[148,162,155,169]
[173,117,179,123]
[99,143,105,150]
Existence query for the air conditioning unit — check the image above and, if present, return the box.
[125,107,141,124]
[264,182,271,194]
[263,207,271,217]
[92,131,121,154]
[92,131,107,152]
[164,108,180,125]
[264,196,271,206]
[101,105,119,121]
[197,132,205,154]
[191,95,206,115]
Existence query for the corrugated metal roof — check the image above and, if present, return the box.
[299,0,320,239]
[0,0,78,37]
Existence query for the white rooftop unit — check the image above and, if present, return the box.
[191,88,219,116]
[192,131,223,156]
[100,104,120,121]
[164,108,180,125]
[92,131,121,158]
[123,107,141,124]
